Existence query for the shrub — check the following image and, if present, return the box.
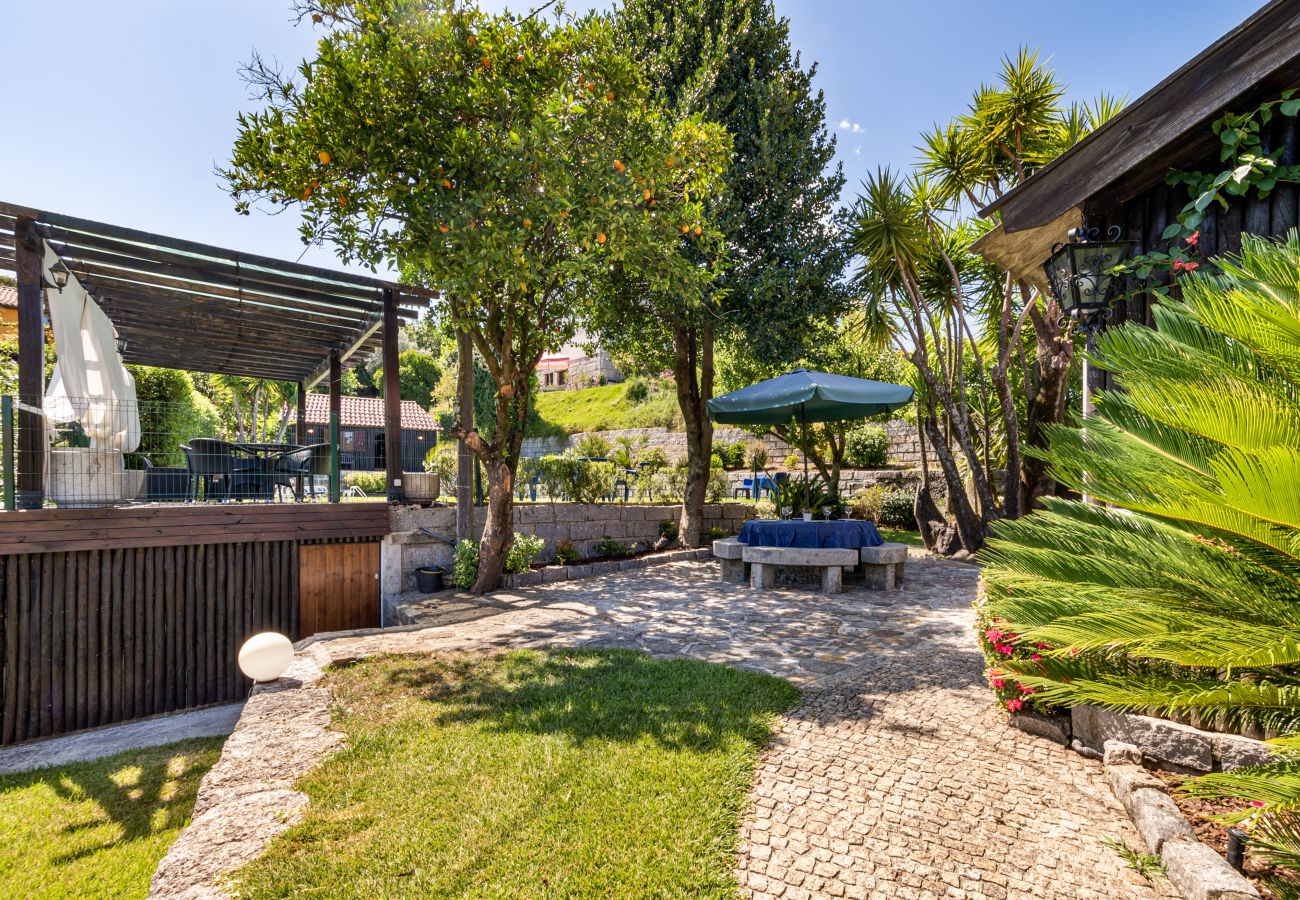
[452,540,478,589]
[706,468,729,503]
[707,526,727,540]
[554,539,579,566]
[747,442,768,471]
[844,424,889,469]
[344,470,387,495]
[424,443,456,479]
[982,234,1300,883]
[622,377,649,404]
[876,489,916,529]
[595,536,634,558]
[574,434,611,459]
[536,451,616,503]
[783,451,799,470]
[848,485,886,521]
[505,533,545,573]
[658,520,679,543]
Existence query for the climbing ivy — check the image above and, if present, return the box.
[1118,89,1300,295]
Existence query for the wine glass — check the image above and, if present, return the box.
[780,505,792,520]
[822,505,833,521]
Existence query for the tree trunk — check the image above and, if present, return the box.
[1021,307,1073,511]
[472,455,515,593]
[921,408,984,553]
[674,323,713,547]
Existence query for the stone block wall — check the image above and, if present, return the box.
[382,501,754,597]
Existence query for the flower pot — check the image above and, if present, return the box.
[415,565,445,593]
[403,472,441,502]
[49,448,126,507]
[801,512,813,522]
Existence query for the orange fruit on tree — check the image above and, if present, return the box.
[596,232,607,244]
[517,53,524,62]
[643,189,652,201]
[480,57,490,68]
[665,157,676,168]
[681,224,689,233]
[467,33,477,44]
[606,90,615,101]
[613,159,625,173]
[559,210,568,219]
[311,12,323,23]
[318,150,331,165]
[523,218,532,229]
[443,179,452,189]
[693,225,702,236]
[438,224,449,233]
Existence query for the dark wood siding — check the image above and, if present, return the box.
[1084,110,1300,388]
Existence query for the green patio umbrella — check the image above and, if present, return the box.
[706,368,914,510]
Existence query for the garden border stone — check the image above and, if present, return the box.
[1098,742,1259,900]
[1072,705,1270,774]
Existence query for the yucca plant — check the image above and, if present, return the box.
[981,232,1300,884]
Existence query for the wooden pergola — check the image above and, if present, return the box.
[0,201,436,508]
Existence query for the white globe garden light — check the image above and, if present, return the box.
[238,632,294,683]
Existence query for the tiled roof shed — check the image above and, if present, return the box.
[301,394,438,431]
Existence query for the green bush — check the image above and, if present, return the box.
[622,377,649,404]
[424,443,456,479]
[555,539,579,566]
[657,520,679,543]
[344,471,387,495]
[848,485,886,521]
[595,536,634,559]
[706,468,729,503]
[505,533,545,573]
[573,434,611,459]
[536,451,616,503]
[129,366,222,467]
[783,451,799,470]
[844,424,889,469]
[707,526,727,540]
[747,442,769,471]
[452,540,478,589]
[876,489,916,529]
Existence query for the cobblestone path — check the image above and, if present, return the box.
[397,557,1172,900]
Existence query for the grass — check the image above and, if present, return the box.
[531,383,683,437]
[232,648,799,899]
[1103,837,1167,883]
[879,527,923,548]
[0,738,223,899]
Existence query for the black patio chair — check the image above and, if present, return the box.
[143,457,191,502]
[273,443,332,501]
[184,439,245,502]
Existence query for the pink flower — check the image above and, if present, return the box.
[991,677,1006,689]
[1030,653,1043,662]
[1069,647,1081,656]
[1173,258,1200,273]
[1006,698,1024,712]
[1187,230,1200,247]
[1252,801,1267,808]
[1021,685,1038,695]
[986,628,1003,642]
[1035,642,1049,650]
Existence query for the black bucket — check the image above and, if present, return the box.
[415,565,445,593]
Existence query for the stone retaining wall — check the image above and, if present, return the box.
[382,501,754,598]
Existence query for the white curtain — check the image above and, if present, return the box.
[42,243,141,452]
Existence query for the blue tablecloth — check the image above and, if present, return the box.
[738,519,882,549]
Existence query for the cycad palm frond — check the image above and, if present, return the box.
[981,234,1300,875]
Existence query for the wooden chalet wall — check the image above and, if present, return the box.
[0,503,388,745]
[1083,112,1300,386]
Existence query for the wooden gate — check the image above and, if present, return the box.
[299,541,381,636]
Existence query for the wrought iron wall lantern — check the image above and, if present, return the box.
[1042,226,1135,333]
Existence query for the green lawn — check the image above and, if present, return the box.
[879,527,923,548]
[531,383,683,436]
[232,649,798,899]
[0,738,223,899]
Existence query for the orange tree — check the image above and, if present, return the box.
[223,0,728,590]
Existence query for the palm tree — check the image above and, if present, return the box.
[982,233,1300,885]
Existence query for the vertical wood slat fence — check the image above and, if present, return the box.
[0,541,298,746]
[0,502,389,747]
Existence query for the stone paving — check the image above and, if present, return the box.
[156,556,1174,898]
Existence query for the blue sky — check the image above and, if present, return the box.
[2,0,1266,277]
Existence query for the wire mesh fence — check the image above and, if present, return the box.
[5,396,341,508]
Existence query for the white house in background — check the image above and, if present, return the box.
[539,330,623,391]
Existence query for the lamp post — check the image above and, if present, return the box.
[1043,227,1133,503]
[1042,226,1135,418]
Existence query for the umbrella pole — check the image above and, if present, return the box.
[800,403,809,513]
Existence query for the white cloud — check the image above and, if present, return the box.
[838,118,863,134]
[853,145,862,157]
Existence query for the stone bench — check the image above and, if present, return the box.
[742,545,859,594]
[860,542,908,590]
[712,537,747,583]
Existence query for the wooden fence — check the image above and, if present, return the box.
[0,503,388,746]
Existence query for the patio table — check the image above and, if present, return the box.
[229,443,303,500]
[738,519,883,550]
